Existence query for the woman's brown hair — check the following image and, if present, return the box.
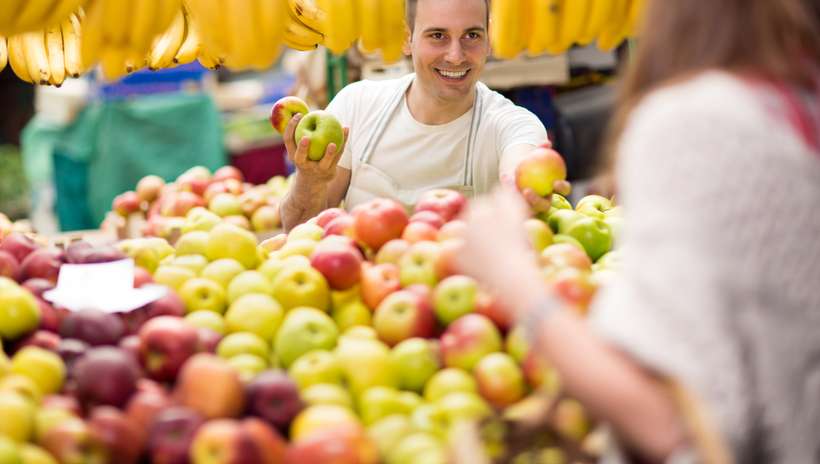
[601,0,820,187]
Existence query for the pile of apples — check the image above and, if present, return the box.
[109,165,291,241]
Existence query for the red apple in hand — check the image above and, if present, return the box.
[414,189,467,222]
[270,96,310,135]
[138,316,200,382]
[352,199,409,251]
[515,147,567,197]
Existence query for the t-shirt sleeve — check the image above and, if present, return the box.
[495,105,549,175]
[325,83,359,170]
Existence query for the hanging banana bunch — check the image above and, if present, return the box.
[596,0,631,51]
[317,0,358,56]
[4,11,83,86]
[0,0,86,36]
[490,0,529,59]
[354,0,405,63]
[184,0,288,71]
[0,37,7,73]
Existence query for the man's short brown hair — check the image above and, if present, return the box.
[405,0,490,34]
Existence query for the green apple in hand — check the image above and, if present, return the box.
[391,338,440,393]
[274,308,338,368]
[294,110,344,161]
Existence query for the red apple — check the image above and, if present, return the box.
[134,267,153,288]
[0,232,38,264]
[138,316,200,382]
[245,370,305,432]
[113,191,142,217]
[474,291,512,332]
[0,250,20,281]
[401,221,438,244]
[323,214,355,238]
[409,210,445,229]
[21,278,54,298]
[42,393,82,416]
[352,199,409,251]
[373,290,437,346]
[315,208,348,229]
[125,390,174,445]
[191,418,288,464]
[270,95,310,135]
[87,405,144,464]
[20,248,64,283]
[37,298,65,333]
[414,189,467,222]
[374,239,409,265]
[160,191,204,217]
[310,241,363,291]
[284,425,379,464]
[474,352,526,408]
[59,309,125,346]
[174,353,245,419]
[515,148,567,197]
[203,181,229,204]
[547,267,597,314]
[147,406,206,464]
[196,327,223,354]
[540,243,592,272]
[177,173,211,197]
[14,329,61,352]
[360,263,401,310]
[145,292,186,319]
[434,238,462,279]
[437,219,467,242]
[440,314,503,371]
[137,175,166,203]
[213,165,244,183]
[41,417,108,464]
[74,347,141,409]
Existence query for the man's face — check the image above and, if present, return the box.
[406,0,490,104]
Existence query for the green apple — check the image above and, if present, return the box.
[409,403,448,438]
[294,110,345,161]
[0,436,21,464]
[603,215,624,248]
[551,234,586,253]
[433,275,478,325]
[225,293,284,341]
[227,271,273,304]
[551,194,572,210]
[226,354,268,383]
[331,298,372,332]
[208,193,242,217]
[184,310,227,335]
[473,352,526,408]
[435,391,492,424]
[258,255,312,283]
[175,231,210,256]
[335,337,398,395]
[274,308,338,368]
[19,443,57,464]
[287,350,343,389]
[396,391,423,413]
[217,331,269,360]
[388,432,445,464]
[10,347,65,395]
[575,195,612,220]
[547,209,584,234]
[563,216,613,261]
[33,408,76,444]
[182,207,222,233]
[206,223,259,270]
[367,414,412,458]
[301,383,353,409]
[391,338,439,393]
[398,241,441,288]
[153,265,197,292]
[290,404,360,442]
[276,239,317,259]
[341,326,378,341]
[179,277,227,314]
[523,218,553,252]
[592,250,622,272]
[0,340,10,377]
[423,368,477,402]
[271,266,330,312]
[358,386,404,425]
[171,254,209,275]
[0,391,35,442]
[505,326,529,364]
[0,278,40,340]
[201,258,246,289]
[0,375,42,405]
[288,223,324,242]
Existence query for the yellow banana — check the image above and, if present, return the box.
[222,0,258,70]
[284,11,323,48]
[490,0,526,59]
[0,0,26,34]
[318,0,357,55]
[8,35,32,82]
[45,25,66,86]
[542,0,565,54]
[577,0,614,45]
[100,47,129,81]
[380,0,405,63]
[0,37,7,73]
[12,0,57,35]
[129,0,157,51]
[253,0,287,70]
[22,31,50,84]
[557,0,590,51]
[185,0,229,58]
[148,9,186,70]
[101,0,129,46]
[80,0,106,70]
[174,12,200,65]
[42,0,86,30]
[287,0,327,35]
[197,45,224,69]
[597,0,630,51]
[124,51,146,73]
[62,14,81,77]
[356,0,381,54]
[625,0,646,37]
[284,36,317,51]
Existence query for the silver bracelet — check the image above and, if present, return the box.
[520,292,564,347]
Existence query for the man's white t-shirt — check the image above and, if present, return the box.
[326,74,548,208]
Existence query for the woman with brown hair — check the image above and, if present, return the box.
[454,0,820,462]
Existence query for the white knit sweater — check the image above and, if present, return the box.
[589,72,820,463]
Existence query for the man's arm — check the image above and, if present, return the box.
[279,114,350,232]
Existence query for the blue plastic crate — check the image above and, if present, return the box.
[94,62,212,100]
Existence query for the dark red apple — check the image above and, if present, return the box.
[145,292,186,319]
[0,250,20,281]
[21,277,54,298]
[14,329,61,352]
[245,370,304,432]
[0,232,37,263]
[59,309,125,346]
[20,247,64,283]
[74,347,141,409]
[138,316,200,382]
[147,406,206,464]
[87,405,144,464]
[56,338,90,373]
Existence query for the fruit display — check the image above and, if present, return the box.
[492,0,645,58]
[105,166,290,243]
[1,0,644,84]
[0,159,621,462]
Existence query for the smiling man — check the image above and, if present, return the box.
[280,0,556,231]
